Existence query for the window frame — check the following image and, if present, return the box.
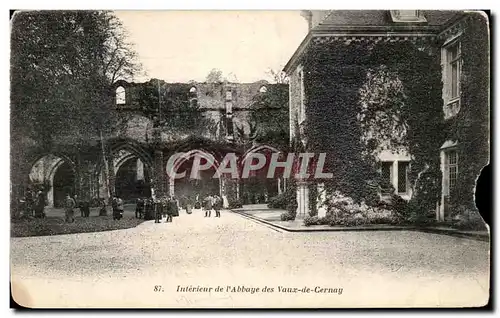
[380,161,394,195]
[442,38,462,118]
[397,161,411,195]
[115,86,126,105]
[226,114,234,139]
[446,149,458,195]
[225,101,233,114]
[389,10,427,23]
[298,67,306,124]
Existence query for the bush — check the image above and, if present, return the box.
[390,194,409,217]
[268,188,296,209]
[318,216,332,225]
[269,187,298,221]
[228,198,243,209]
[308,184,318,216]
[267,193,288,209]
[328,213,366,227]
[322,191,404,227]
[11,215,145,238]
[286,197,298,220]
[449,205,487,231]
[280,212,295,221]
[303,216,319,226]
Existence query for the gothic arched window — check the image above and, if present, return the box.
[116,86,126,105]
[259,85,268,93]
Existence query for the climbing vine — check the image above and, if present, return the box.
[303,38,445,217]
[444,13,490,211]
[136,79,213,136]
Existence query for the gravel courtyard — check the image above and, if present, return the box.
[10,209,490,308]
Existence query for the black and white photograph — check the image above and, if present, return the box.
[8,8,491,308]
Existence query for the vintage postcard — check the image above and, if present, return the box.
[10,9,490,308]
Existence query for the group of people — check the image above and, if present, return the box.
[132,193,223,223]
[199,194,223,218]
[134,196,180,223]
[63,193,92,222]
[19,189,47,218]
[58,191,224,223]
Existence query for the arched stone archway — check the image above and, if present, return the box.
[29,154,76,207]
[167,149,221,201]
[114,156,152,202]
[96,146,153,201]
[239,144,283,205]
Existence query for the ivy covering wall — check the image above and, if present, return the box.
[444,13,490,212]
[302,38,446,217]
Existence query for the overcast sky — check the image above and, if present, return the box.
[114,11,309,83]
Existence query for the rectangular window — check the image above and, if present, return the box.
[399,10,418,17]
[298,68,305,123]
[447,150,458,192]
[390,10,426,22]
[398,161,410,194]
[226,114,234,137]
[381,161,393,195]
[225,101,232,114]
[446,41,461,100]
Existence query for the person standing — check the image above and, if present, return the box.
[154,197,162,223]
[35,191,46,218]
[115,196,124,220]
[194,195,202,213]
[165,197,173,223]
[185,195,193,215]
[64,193,76,223]
[74,194,83,217]
[203,195,213,217]
[99,198,107,216]
[213,194,222,218]
[171,196,179,218]
[145,198,154,220]
[135,198,145,219]
[81,198,90,217]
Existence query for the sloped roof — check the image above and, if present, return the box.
[314,10,463,30]
[283,10,467,73]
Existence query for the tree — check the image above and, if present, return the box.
[11,11,141,144]
[136,79,210,137]
[10,10,143,206]
[246,84,289,149]
[205,68,224,83]
[266,68,289,84]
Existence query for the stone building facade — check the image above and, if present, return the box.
[21,80,288,208]
[284,10,489,221]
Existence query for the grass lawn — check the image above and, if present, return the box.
[11,215,146,238]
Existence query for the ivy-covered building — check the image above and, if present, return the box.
[20,79,289,208]
[284,10,489,222]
